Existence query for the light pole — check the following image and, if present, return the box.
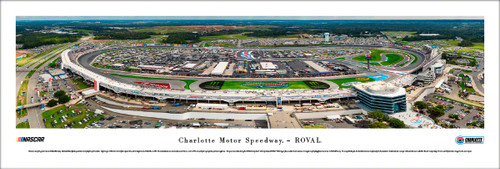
[366,53,372,71]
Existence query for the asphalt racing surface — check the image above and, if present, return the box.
[76,45,427,90]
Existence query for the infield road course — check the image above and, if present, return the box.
[75,45,426,90]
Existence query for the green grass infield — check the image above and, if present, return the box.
[381,54,405,66]
[327,77,376,89]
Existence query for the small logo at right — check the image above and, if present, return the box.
[456,136,484,145]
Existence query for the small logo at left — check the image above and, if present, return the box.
[17,137,45,142]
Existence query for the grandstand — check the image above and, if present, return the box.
[62,49,357,104]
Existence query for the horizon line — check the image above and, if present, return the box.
[16,16,484,21]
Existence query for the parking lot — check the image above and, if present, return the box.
[88,113,267,129]
[82,96,268,129]
[41,104,104,128]
[33,75,79,104]
[299,113,371,128]
[422,94,483,128]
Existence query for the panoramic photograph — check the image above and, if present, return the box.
[15,16,484,129]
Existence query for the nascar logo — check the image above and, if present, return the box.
[17,137,45,142]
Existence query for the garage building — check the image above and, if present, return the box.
[211,62,229,75]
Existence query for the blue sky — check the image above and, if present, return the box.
[16,16,483,21]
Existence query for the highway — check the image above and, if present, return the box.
[16,43,76,128]
[16,44,72,94]
[447,57,484,96]
[469,57,484,94]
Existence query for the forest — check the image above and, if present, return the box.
[16,32,81,49]
[16,19,484,47]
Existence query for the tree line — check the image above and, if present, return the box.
[402,35,451,41]
[16,33,81,49]
[94,30,153,40]
[17,19,484,47]
[160,32,200,44]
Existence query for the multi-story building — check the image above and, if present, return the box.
[352,82,407,114]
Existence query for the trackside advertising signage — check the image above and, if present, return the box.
[242,82,290,89]
[134,82,171,89]
[365,54,372,60]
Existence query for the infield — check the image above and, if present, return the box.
[352,49,391,62]
[381,54,405,66]
[327,77,376,88]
